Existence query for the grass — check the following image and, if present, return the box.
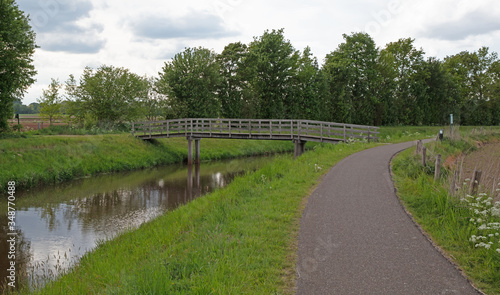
[392,134,500,294]
[3,125,500,293]
[13,141,377,294]
[0,135,295,192]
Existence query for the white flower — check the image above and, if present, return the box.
[470,218,475,222]
[497,249,500,254]
[485,244,491,249]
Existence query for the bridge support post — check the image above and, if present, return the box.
[187,137,201,165]
[293,140,306,158]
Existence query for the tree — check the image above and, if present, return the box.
[38,79,63,125]
[217,42,249,118]
[142,77,169,121]
[323,33,380,125]
[290,46,326,120]
[444,47,499,125]
[0,0,37,132]
[66,65,149,126]
[246,29,300,119]
[379,38,426,125]
[157,47,222,118]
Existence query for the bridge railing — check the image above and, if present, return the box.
[132,118,379,142]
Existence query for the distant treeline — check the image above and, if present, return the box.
[39,30,500,127]
[13,99,40,114]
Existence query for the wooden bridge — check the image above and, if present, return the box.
[132,118,379,164]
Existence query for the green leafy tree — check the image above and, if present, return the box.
[158,47,222,118]
[290,46,326,120]
[323,33,380,125]
[246,29,300,119]
[444,47,498,125]
[0,0,37,132]
[66,65,149,126]
[487,60,500,124]
[379,38,426,125]
[217,42,249,118]
[142,77,168,121]
[38,79,63,125]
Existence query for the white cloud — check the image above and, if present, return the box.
[422,9,500,41]
[128,10,238,40]
[14,0,500,104]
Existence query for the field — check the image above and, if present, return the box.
[458,139,500,200]
[7,114,67,131]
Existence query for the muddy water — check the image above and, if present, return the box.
[0,156,273,290]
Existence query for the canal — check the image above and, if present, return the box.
[0,156,274,291]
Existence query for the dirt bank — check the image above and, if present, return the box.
[460,139,500,198]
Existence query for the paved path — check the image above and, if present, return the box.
[296,141,481,295]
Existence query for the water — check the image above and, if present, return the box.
[0,156,273,291]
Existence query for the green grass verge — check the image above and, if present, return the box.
[0,135,295,192]
[23,141,377,294]
[392,136,500,294]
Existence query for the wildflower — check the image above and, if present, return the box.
[497,249,500,254]
[478,224,488,230]
[485,244,491,249]
[489,234,495,237]
[465,178,471,182]
[470,218,475,223]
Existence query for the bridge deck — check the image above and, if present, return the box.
[132,118,379,144]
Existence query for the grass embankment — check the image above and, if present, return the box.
[25,141,378,294]
[0,135,294,192]
[0,124,442,192]
[392,133,500,294]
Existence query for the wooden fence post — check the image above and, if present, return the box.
[422,146,427,166]
[449,168,459,195]
[434,154,441,181]
[416,140,422,154]
[469,170,482,195]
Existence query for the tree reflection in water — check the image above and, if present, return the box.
[0,156,273,290]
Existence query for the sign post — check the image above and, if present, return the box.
[450,114,453,138]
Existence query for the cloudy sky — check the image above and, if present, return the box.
[17,0,500,104]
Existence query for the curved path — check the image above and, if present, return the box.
[296,141,481,294]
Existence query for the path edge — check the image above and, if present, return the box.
[388,140,485,295]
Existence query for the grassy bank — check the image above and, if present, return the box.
[23,141,377,294]
[0,135,294,192]
[392,134,500,294]
[0,124,445,193]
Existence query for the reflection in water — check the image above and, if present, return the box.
[0,157,273,291]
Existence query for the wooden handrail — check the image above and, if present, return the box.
[132,118,379,143]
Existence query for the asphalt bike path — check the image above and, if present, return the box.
[296,141,481,294]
